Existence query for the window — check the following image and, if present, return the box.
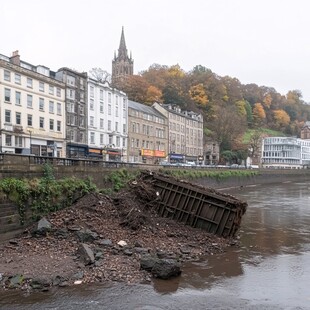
[67,89,75,99]
[90,99,94,110]
[15,136,22,147]
[4,70,10,81]
[90,116,94,127]
[39,82,45,92]
[79,105,85,115]
[100,102,104,113]
[123,124,126,134]
[90,86,94,97]
[115,122,119,132]
[49,85,54,95]
[5,135,12,146]
[39,117,44,129]
[57,102,61,115]
[123,98,126,110]
[27,114,33,126]
[4,88,11,102]
[39,98,44,111]
[67,102,74,113]
[109,135,113,145]
[49,119,54,131]
[27,77,33,88]
[108,120,111,131]
[15,91,21,105]
[108,93,111,103]
[90,132,95,144]
[56,87,61,97]
[16,112,21,125]
[116,106,119,117]
[108,104,111,115]
[27,94,33,108]
[57,121,61,132]
[67,75,75,85]
[100,118,104,129]
[116,95,118,105]
[5,110,11,123]
[100,134,104,145]
[49,101,54,113]
[100,89,103,100]
[15,73,21,84]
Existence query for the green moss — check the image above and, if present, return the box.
[0,165,97,224]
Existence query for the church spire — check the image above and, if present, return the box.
[118,26,128,59]
[112,27,134,86]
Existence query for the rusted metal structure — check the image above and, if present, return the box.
[137,171,247,238]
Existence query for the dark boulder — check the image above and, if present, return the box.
[151,259,182,279]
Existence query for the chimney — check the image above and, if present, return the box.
[10,50,20,66]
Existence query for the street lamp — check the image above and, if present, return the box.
[27,129,32,154]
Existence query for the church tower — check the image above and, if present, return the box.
[112,27,134,85]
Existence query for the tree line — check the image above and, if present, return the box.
[111,64,310,160]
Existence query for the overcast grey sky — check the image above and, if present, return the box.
[2,0,310,102]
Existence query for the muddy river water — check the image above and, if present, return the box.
[1,180,310,309]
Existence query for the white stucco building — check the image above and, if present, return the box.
[87,78,128,161]
[0,51,66,157]
[261,136,310,168]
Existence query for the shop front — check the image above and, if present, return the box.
[66,143,88,158]
[141,149,167,164]
[102,148,122,161]
[169,153,185,164]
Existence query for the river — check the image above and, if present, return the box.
[1,180,310,309]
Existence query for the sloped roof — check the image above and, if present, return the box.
[128,100,165,119]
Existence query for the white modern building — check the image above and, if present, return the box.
[0,51,66,157]
[261,136,310,168]
[87,78,128,161]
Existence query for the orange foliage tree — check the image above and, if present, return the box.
[252,103,266,127]
[145,85,163,104]
[189,83,208,107]
[273,109,290,129]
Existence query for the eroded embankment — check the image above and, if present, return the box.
[0,172,245,292]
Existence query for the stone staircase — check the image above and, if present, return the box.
[0,203,21,234]
[0,200,33,242]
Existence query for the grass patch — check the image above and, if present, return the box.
[243,128,286,144]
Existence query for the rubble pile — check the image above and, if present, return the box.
[0,173,238,292]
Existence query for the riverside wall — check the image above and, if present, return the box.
[1,154,309,190]
[0,153,309,240]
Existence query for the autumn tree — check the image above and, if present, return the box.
[252,103,266,127]
[141,64,169,89]
[286,90,302,105]
[235,100,247,117]
[145,85,162,104]
[189,83,208,107]
[119,75,150,103]
[263,93,272,109]
[273,109,290,130]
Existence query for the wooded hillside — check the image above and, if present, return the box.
[113,64,310,154]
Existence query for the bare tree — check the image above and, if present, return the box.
[208,105,246,152]
[89,68,111,85]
